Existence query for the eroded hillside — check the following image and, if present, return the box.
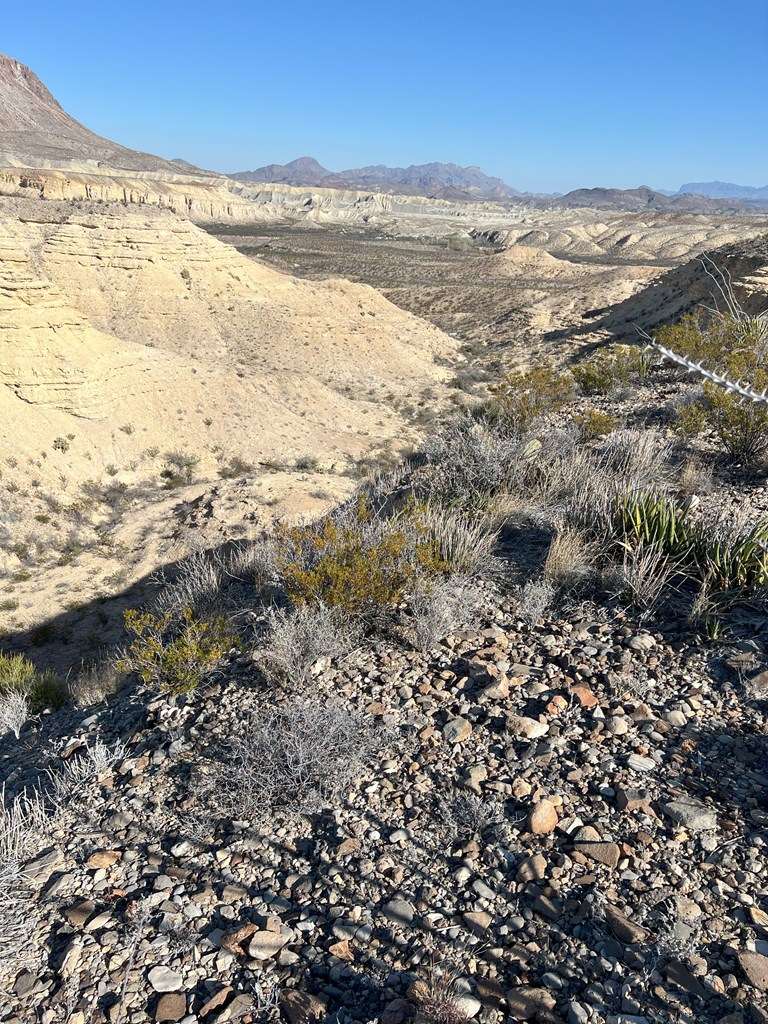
[0,198,459,666]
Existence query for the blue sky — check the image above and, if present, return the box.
[3,0,767,193]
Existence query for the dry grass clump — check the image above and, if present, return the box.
[516,578,555,624]
[604,543,676,615]
[543,528,596,589]
[261,603,361,684]
[0,788,48,986]
[0,688,31,739]
[208,700,376,825]
[420,416,521,508]
[409,577,479,652]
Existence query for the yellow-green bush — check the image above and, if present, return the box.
[275,497,450,620]
[572,345,650,396]
[658,312,768,463]
[0,652,66,709]
[488,363,575,432]
[119,607,233,693]
[572,407,617,441]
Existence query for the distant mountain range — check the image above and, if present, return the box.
[228,156,522,200]
[675,181,768,200]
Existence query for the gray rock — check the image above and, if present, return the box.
[382,899,414,926]
[663,797,717,832]
[148,966,183,993]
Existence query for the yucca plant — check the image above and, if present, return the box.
[614,490,695,561]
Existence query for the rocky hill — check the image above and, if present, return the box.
[0,53,213,175]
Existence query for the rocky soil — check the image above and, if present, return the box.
[2,575,768,1024]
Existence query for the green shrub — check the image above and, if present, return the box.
[704,377,768,463]
[572,407,617,441]
[656,312,768,465]
[0,653,66,709]
[118,607,233,693]
[488,363,575,432]
[572,345,650,396]
[613,490,768,598]
[275,496,450,621]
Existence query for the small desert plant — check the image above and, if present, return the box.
[421,416,521,508]
[0,688,31,738]
[217,456,254,480]
[209,700,376,824]
[275,496,450,623]
[48,740,126,806]
[0,787,46,867]
[516,578,555,624]
[605,542,676,614]
[572,407,618,441]
[119,607,233,693]
[598,428,674,489]
[415,504,499,577]
[437,792,506,841]
[409,577,478,652]
[572,344,650,396]
[614,490,694,561]
[0,653,66,710]
[489,362,575,432]
[261,604,360,684]
[544,528,595,588]
[153,549,226,618]
[651,283,768,465]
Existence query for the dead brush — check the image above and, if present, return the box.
[206,699,377,825]
[416,504,500,578]
[409,577,480,652]
[411,963,471,1024]
[604,542,676,615]
[261,603,361,685]
[597,427,674,490]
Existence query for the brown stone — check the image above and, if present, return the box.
[380,998,413,1024]
[570,683,598,708]
[604,904,649,944]
[739,951,768,991]
[335,837,361,858]
[328,939,354,962]
[64,900,96,929]
[220,922,257,954]
[574,841,621,869]
[475,976,506,1009]
[280,990,329,1024]
[86,850,122,869]
[154,993,186,1022]
[505,986,556,1020]
[528,798,558,835]
[463,910,492,936]
[516,853,547,882]
[199,987,232,1019]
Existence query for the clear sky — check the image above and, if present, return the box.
[3,0,767,193]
